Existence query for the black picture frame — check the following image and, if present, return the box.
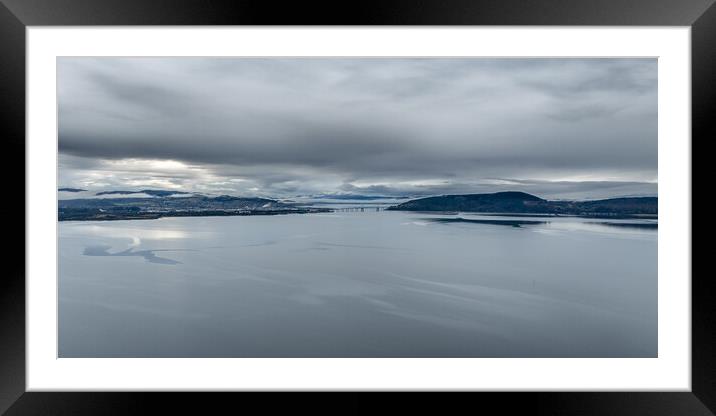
[1,0,709,413]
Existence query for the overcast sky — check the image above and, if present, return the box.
[58,57,657,200]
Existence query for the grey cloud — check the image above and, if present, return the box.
[58,57,657,199]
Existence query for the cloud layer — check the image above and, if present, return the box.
[58,58,657,199]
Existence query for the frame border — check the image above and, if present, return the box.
[2,0,710,413]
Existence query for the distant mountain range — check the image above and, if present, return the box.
[58,188,657,221]
[94,189,192,197]
[387,191,657,216]
[310,193,401,200]
[58,187,87,193]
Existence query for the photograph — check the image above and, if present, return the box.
[57,57,658,358]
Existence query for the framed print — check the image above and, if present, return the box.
[2,0,710,414]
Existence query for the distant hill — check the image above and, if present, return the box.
[58,187,87,192]
[60,194,281,210]
[312,194,399,200]
[388,191,544,212]
[95,189,191,197]
[387,192,657,216]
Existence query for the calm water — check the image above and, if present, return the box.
[58,211,657,357]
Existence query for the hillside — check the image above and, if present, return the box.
[387,192,657,216]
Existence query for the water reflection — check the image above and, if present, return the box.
[71,223,190,241]
[596,222,657,230]
[424,217,549,227]
[60,211,657,357]
[83,244,191,265]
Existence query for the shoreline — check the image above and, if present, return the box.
[58,208,332,222]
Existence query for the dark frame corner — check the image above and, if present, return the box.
[1,0,710,414]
